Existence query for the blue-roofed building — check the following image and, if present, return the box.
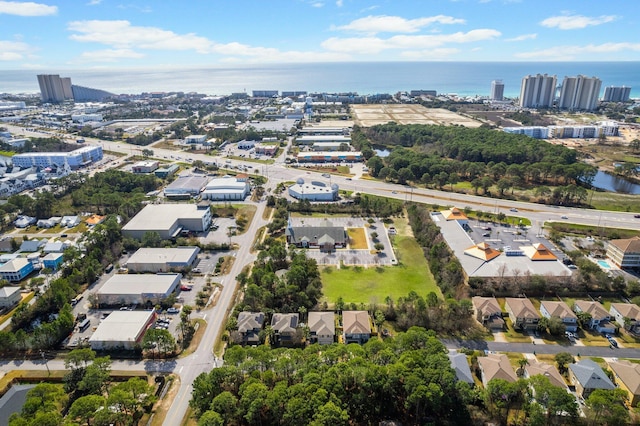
[0,258,34,282]
[42,253,64,270]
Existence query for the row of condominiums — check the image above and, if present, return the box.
[37,74,114,103]
[491,75,631,111]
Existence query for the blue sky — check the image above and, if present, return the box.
[2,0,640,69]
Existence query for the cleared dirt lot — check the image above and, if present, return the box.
[351,104,482,128]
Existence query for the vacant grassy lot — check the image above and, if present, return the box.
[321,235,440,305]
[347,228,368,249]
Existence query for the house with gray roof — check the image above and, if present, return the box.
[237,311,265,345]
[568,359,615,398]
[0,286,21,308]
[286,219,346,252]
[448,352,475,385]
[308,311,335,345]
[271,313,299,346]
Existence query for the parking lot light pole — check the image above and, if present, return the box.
[40,350,50,376]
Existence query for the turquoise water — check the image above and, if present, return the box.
[597,260,611,269]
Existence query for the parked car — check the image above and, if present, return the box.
[482,233,491,237]
[167,307,180,314]
[180,285,192,291]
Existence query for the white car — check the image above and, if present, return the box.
[166,307,180,314]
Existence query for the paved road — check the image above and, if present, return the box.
[442,338,639,358]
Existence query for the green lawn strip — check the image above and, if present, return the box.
[321,235,440,305]
[502,318,533,343]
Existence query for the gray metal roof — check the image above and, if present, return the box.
[448,352,475,384]
[569,359,615,390]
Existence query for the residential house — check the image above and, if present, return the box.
[43,242,68,253]
[568,359,615,399]
[342,311,371,344]
[42,253,64,271]
[237,311,265,345]
[477,353,518,387]
[606,236,640,269]
[609,303,640,333]
[448,352,475,385]
[524,361,567,390]
[271,313,299,346]
[472,296,505,331]
[504,298,540,330]
[608,360,640,407]
[573,300,615,334]
[308,311,335,345]
[0,286,22,308]
[19,239,45,253]
[61,216,80,228]
[540,301,578,332]
[0,258,34,282]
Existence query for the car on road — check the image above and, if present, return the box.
[510,208,518,212]
[392,191,398,194]
[561,215,568,219]
[321,173,330,178]
[635,214,640,218]
[346,177,352,180]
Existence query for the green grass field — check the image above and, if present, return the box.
[321,235,441,305]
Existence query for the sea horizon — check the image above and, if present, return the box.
[3,61,640,99]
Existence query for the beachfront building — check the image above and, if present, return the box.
[12,146,103,170]
[288,178,339,201]
[557,75,602,111]
[490,80,505,101]
[122,204,212,240]
[37,74,73,103]
[603,86,632,102]
[519,74,557,108]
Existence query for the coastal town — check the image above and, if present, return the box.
[0,71,639,425]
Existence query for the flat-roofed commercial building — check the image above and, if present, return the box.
[122,204,212,240]
[296,135,351,145]
[163,175,210,198]
[288,178,339,201]
[12,146,103,169]
[297,151,362,163]
[201,176,250,201]
[125,247,200,273]
[96,273,182,306]
[132,161,159,173]
[89,310,156,351]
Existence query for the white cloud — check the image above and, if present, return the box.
[67,19,349,63]
[87,0,102,5]
[506,33,537,42]
[336,0,343,6]
[0,40,33,60]
[311,2,324,7]
[334,14,465,34]
[515,42,640,60]
[0,1,57,16]
[68,20,214,53]
[540,14,616,30]
[322,29,500,54]
[78,48,144,62]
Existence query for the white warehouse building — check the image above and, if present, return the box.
[96,273,182,307]
[288,178,339,201]
[125,247,200,273]
[122,204,212,240]
[201,175,250,201]
[89,310,156,351]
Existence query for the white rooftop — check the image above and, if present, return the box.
[98,273,181,296]
[89,310,154,343]
[123,204,208,232]
[127,247,199,265]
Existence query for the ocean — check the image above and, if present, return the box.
[3,62,640,98]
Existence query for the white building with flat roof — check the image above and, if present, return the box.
[125,247,200,273]
[201,176,250,201]
[96,273,182,306]
[163,175,210,198]
[122,204,212,240]
[89,310,156,351]
[12,146,103,170]
[288,178,339,201]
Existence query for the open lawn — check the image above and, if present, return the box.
[321,235,440,305]
[347,228,368,249]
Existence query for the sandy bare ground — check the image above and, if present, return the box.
[351,104,483,128]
